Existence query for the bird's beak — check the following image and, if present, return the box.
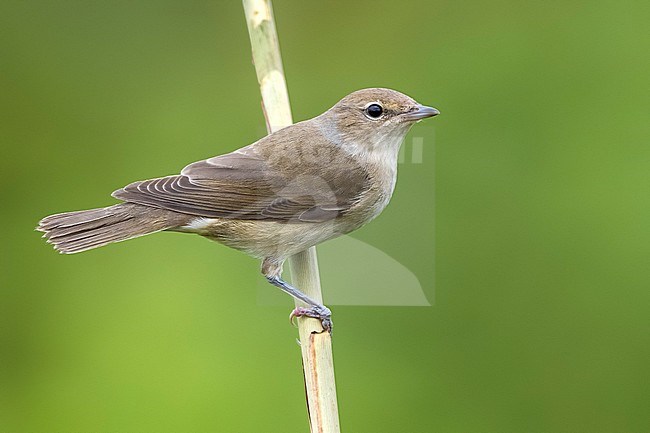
[403,104,440,121]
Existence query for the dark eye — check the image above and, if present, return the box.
[365,103,383,119]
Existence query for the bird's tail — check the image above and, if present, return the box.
[37,203,188,254]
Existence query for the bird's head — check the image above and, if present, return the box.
[319,88,439,159]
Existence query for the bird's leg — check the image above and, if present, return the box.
[265,276,333,332]
[262,258,332,333]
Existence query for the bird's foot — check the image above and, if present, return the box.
[290,305,333,333]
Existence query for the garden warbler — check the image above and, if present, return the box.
[38,88,439,332]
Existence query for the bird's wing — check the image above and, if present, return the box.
[111,144,370,222]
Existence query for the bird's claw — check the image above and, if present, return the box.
[289,305,333,333]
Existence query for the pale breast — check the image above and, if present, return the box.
[337,155,398,233]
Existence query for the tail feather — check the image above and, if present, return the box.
[37,203,189,254]
[39,207,116,229]
[40,212,127,239]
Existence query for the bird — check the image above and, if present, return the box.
[37,88,439,332]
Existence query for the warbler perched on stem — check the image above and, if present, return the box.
[38,88,439,331]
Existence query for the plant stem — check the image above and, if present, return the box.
[242,1,341,432]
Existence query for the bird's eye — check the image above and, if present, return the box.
[365,103,384,119]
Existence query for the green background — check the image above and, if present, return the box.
[1,1,649,432]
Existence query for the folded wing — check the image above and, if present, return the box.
[112,144,369,223]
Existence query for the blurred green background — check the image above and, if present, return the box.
[1,1,649,432]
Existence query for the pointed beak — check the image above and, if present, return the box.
[403,104,440,121]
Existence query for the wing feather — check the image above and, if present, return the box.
[112,141,370,222]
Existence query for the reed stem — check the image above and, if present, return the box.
[242,1,341,432]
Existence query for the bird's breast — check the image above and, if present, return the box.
[339,162,397,232]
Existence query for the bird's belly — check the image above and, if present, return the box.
[180,217,346,260]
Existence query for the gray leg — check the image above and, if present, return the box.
[265,275,319,306]
[265,275,332,333]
